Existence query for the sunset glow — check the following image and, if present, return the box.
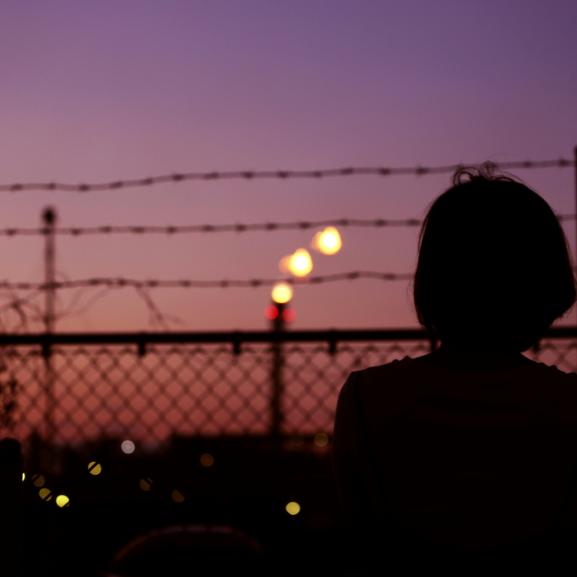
[0,2,574,333]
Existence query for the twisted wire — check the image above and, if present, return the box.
[0,158,573,193]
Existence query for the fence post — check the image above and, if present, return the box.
[574,145,577,273]
[42,207,57,446]
[270,302,287,439]
[574,145,577,328]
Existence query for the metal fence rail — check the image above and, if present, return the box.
[1,328,576,449]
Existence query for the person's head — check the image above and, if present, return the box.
[413,165,576,352]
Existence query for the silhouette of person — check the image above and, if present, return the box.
[332,166,577,576]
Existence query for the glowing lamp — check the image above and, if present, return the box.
[313,432,329,448]
[312,226,342,255]
[200,453,215,468]
[265,304,280,320]
[56,494,70,508]
[282,307,296,323]
[278,255,290,274]
[121,440,136,454]
[88,461,102,476]
[285,501,301,516]
[271,282,293,304]
[39,487,53,502]
[287,248,313,277]
[139,478,153,492]
[32,474,45,488]
[171,489,185,503]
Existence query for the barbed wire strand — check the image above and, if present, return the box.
[133,285,186,330]
[0,289,44,332]
[5,284,186,332]
[56,285,114,321]
[0,272,413,292]
[0,218,421,237]
[0,213,574,237]
[0,158,574,193]
[50,268,184,329]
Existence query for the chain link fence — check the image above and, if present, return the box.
[1,329,576,450]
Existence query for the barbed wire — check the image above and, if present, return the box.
[0,218,421,237]
[0,288,45,333]
[0,158,574,193]
[0,283,185,333]
[50,271,182,328]
[0,273,413,332]
[0,213,575,238]
[0,272,413,292]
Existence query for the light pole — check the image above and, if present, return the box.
[267,225,343,439]
[268,282,293,439]
[43,207,57,446]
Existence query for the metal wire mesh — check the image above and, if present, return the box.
[1,334,576,449]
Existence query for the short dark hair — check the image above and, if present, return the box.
[413,165,576,352]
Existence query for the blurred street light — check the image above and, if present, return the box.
[271,282,293,304]
[311,226,342,255]
[279,248,313,277]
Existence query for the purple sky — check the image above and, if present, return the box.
[1,0,576,332]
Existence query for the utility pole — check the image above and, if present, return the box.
[43,207,57,446]
[269,301,287,439]
[574,146,577,325]
[267,282,294,440]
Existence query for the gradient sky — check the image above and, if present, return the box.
[1,0,576,332]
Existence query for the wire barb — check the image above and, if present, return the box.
[0,158,573,193]
[0,272,414,292]
[0,214,573,237]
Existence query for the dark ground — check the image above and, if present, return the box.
[15,436,342,577]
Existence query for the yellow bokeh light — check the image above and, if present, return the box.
[285,501,301,516]
[200,453,215,468]
[139,478,153,492]
[312,227,342,255]
[32,474,45,488]
[21,472,26,482]
[313,432,329,448]
[271,282,293,304]
[39,487,53,502]
[56,494,70,508]
[278,255,291,274]
[287,248,313,277]
[88,461,102,476]
[171,489,185,503]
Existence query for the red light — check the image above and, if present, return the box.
[265,305,279,320]
[282,308,295,323]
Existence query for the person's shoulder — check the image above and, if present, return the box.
[352,357,421,380]
[339,357,426,413]
[346,356,420,390]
